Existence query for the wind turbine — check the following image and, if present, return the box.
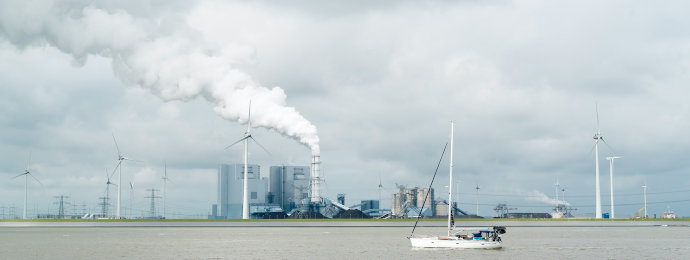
[475,185,480,216]
[642,183,647,218]
[161,161,170,219]
[592,104,614,219]
[129,181,134,219]
[13,152,41,219]
[225,101,270,219]
[104,168,117,218]
[377,173,383,206]
[606,156,622,219]
[448,121,454,235]
[111,133,140,219]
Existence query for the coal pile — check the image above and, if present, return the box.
[261,212,288,219]
[288,211,327,219]
[333,209,370,219]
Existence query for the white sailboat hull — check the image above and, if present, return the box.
[409,237,502,249]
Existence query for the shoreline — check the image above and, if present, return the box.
[1,219,687,227]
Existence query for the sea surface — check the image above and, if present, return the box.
[1,225,688,259]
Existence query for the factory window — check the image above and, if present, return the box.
[294,173,305,180]
[251,192,257,199]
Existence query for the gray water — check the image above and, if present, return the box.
[1,226,688,259]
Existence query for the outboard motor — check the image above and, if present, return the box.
[493,226,507,234]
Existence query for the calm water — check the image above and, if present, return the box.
[1,226,688,259]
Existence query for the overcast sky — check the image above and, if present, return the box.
[1,0,690,218]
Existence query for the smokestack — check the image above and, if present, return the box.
[310,154,322,203]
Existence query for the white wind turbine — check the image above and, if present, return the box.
[129,181,135,219]
[642,183,648,218]
[378,173,383,206]
[475,185,480,216]
[606,156,622,219]
[592,104,614,219]
[111,133,140,219]
[161,161,170,219]
[13,152,41,219]
[225,102,270,219]
[104,168,117,217]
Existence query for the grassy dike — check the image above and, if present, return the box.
[1,218,688,222]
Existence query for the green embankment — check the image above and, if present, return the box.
[1,218,688,222]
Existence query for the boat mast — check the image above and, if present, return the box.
[448,121,454,236]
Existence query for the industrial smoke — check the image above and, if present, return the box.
[0,0,320,154]
[526,190,570,206]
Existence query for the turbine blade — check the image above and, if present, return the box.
[588,143,596,155]
[25,151,32,171]
[112,133,121,156]
[124,158,144,163]
[130,182,134,189]
[28,173,42,186]
[594,102,599,130]
[247,100,252,131]
[12,172,26,179]
[110,161,122,179]
[249,136,271,156]
[600,137,616,154]
[225,136,249,149]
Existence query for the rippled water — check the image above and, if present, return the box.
[1,226,688,259]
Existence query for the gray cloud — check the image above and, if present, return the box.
[2,0,690,218]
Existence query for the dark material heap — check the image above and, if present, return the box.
[288,211,327,219]
[259,212,288,219]
[332,209,370,219]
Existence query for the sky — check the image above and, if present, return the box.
[1,0,690,219]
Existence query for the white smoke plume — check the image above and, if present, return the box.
[0,0,320,154]
[526,190,570,206]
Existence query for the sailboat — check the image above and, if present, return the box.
[408,121,506,249]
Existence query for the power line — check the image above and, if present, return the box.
[454,188,690,199]
[456,198,690,209]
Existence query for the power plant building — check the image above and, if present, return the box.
[391,186,435,217]
[211,164,267,219]
[268,166,310,213]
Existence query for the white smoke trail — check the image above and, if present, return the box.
[526,190,570,206]
[0,0,320,154]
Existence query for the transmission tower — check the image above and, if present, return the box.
[145,188,161,219]
[53,195,71,219]
[98,196,110,218]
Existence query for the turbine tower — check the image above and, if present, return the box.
[377,173,383,206]
[226,101,270,219]
[642,183,647,218]
[129,181,135,219]
[111,134,139,219]
[448,121,454,235]
[606,156,622,219]
[104,168,117,218]
[592,104,609,219]
[13,152,41,219]
[475,185,480,216]
[161,161,170,219]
